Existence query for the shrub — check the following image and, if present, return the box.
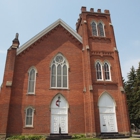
[7,135,45,140]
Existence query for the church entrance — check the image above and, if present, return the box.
[98,93,118,133]
[50,94,68,134]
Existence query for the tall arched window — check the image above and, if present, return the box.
[91,21,97,36]
[98,22,105,37]
[25,107,35,127]
[28,67,37,94]
[96,62,103,80]
[104,62,111,80]
[51,53,68,88]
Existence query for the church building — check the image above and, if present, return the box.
[0,7,130,139]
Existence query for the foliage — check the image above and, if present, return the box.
[7,135,45,140]
[124,63,140,129]
[72,134,86,139]
[72,134,101,140]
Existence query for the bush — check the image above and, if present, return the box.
[72,134,86,139]
[7,135,45,140]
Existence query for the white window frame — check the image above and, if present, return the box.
[50,53,69,89]
[97,21,106,37]
[25,106,35,127]
[95,61,103,81]
[104,62,111,81]
[27,67,37,94]
[91,21,98,36]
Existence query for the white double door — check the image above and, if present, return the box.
[51,114,67,134]
[100,113,117,132]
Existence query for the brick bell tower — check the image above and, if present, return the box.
[76,7,130,136]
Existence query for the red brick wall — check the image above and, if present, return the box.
[7,26,85,135]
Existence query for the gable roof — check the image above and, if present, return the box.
[17,19,83,55]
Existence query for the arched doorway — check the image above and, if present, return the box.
[50,94,68,134]
[98,93,118,133]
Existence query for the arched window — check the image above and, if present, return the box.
[25,107,35,127]
[96,62,103,80]
[51,53,68,88]
[104,62,111,80]
[98,22,105,37]
[28,67,37,94]
[91,21,97,36]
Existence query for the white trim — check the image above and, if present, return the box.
[27,66,37,94]
[25,106,35,127]
[17,19,82,55]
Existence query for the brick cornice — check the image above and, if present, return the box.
[93,81,118,86]
[90,51,114,58]
[89,36,111,43]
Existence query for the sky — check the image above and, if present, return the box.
[0,0,140,85]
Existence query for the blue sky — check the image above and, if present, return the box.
[0,0,140,84]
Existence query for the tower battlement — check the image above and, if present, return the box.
[76,7,110,30]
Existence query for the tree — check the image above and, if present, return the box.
[132,63,140,129]
[124,66,137,127]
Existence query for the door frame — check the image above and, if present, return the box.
[98,93,118,133]
[50,93,69,134]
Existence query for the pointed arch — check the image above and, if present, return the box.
[50,93,69,134]
[91,21,97,36]
[103,61,111,81]
[50,53,69,89]
[49,93,69,109]
[98,92,118,132]
[27,66,37,94]
[98,21,105,37]
[95,61,103,80]
[98,92,116,107]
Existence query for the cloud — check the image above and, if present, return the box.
[0,50,6,54]
[121,59,140,80]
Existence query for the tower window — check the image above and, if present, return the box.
[104,62,111,80]
[98,22,105,37]
[96,62,103,80]
[91,21,97,36]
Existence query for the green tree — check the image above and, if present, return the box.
[132,63,140,128]
[124,66,137,127]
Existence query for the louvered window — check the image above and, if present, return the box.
[104,63,111,80]
[98,22,104,37]
[96,62,103,80]
[51,54,68,88]
[91,22,97,36]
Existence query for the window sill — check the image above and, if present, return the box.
[24,126,34,129]
[50,88,70,90]
[26,93,36,96]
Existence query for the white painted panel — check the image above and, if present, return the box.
[99,107,115,113]
[99,93,115,107]
[51,115,68,133]
[51,109,67,115]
